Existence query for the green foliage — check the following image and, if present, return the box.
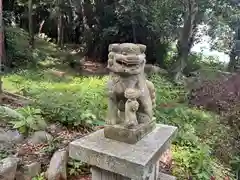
[0,105,24,119]
[230,155,240,179]
[9,106,47,134]
[5,27,64,69]
[183,53,202,76]
[68,159,84,176]
[5,27,35,67]
[32,173,45,180]
[172,145,213,179]
[4,69,107,127]
[68,159,90,176]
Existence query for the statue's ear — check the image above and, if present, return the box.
[136,44,146,54]
[109,44,120,53]
[108,52,115,60]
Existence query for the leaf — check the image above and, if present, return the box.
[26,116,39,130]
[37,118,48,129]
[0,106,24,119]
[34,108,42,114]
[86,120,93,124]
[11,120,26,128]
[19,126,27,134]
[93,120,105,126]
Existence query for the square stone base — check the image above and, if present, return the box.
[104,121,156,144]
[91,166,176,180]
[69,124,177,179]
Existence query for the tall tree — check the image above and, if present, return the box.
[57,0,64,48]
[0,0,3,103]
[28,0,34,48]
[208,0,240,72]
[171,0,199,83]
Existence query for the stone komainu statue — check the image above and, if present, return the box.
[106,43,156,128]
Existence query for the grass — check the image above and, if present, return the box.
[3,27,237,180]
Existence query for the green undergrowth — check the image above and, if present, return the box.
[3,69,107,127]
[6,27,70,70]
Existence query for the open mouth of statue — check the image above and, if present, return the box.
[116,59,141,67]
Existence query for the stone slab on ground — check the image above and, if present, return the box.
[15,162,41,180]
[69,124,177,180]
[0,157,19,180]
[158,172,176,180]
[104,121,156,144]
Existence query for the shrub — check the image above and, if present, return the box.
[152,74,234,179]
[183,53,202,76]
[189,74,240,113]
[189,74,240,173]
[10,106,47,134]
[5,27,49,68]
[4,70,108,127]
[172,145,213,179]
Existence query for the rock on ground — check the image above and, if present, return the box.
[46,149,68,180]
[0,157,19,180]
[15,162,41,180]
[28,131,53,145]
[0,128,24,145]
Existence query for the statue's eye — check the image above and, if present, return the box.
[116,60,124,65]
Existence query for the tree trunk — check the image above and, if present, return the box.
[228,49,237,72]
[0,0,3,103]
[28,0,34,48]
[80,0,92,53]
[38,20,45,34]
[171,0,198,83]
[132,20,137,43]
[57,14,64,48]
[57,0,64,48]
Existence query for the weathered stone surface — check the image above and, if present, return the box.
[91,166,130,180]
[106,43,156,140]
[15,162,41,180]
[144,65,168,75]
[0,128,24,157]
[90,166,176,180]
[0,157,19,180]
[28,131,53,144]
[0,128,24,144]
[158,172,176,180]
[69,124,177,179]
[46,149,68,180]
[26,162,41,179]
[104,121,156,144]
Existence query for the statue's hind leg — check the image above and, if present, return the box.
[137,95,153,124]
[106,92,119,125]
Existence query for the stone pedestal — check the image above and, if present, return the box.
[104,121,156,144]
[69,124,177,180]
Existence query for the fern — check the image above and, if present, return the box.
[0,106,24,119]
[9,106,47,134]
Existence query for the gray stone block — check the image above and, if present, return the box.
[0,157,19,180]
[69,124,177,179]
[104,121,156,144]
[158,172,176,180]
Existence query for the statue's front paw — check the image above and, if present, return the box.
[124,121,138,129]
[124,122,135,129]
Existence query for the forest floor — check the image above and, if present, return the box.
[1,27,237,180]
